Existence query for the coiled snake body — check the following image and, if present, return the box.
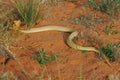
[20,26,111,66]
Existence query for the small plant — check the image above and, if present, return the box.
[0,72,9,80]
[98,42,120,61]
[105,24,118,35]
[13,0,41,26]
[32,48,60,65]
[99,43,114,58]
[88,0,120,16]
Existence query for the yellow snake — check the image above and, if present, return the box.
[20,25,111,66]
[20,26,99,52]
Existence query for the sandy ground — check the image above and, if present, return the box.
[1,0,120,80]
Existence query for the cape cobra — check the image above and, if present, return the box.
[20,25,111,66]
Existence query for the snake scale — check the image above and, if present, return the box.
[20,26,111,66]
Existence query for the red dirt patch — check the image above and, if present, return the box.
[1,0,120,80]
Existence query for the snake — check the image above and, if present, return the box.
[20,25,111,66]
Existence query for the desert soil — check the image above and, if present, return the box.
[1,0,120,80]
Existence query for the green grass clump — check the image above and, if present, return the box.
[98,42,120,61]
[13,0,41,26]
[32,48,60,65]
[99,43,114,58]
[105,24,118,35]
[88,0,120,16]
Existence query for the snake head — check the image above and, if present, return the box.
[12,20,21,30]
